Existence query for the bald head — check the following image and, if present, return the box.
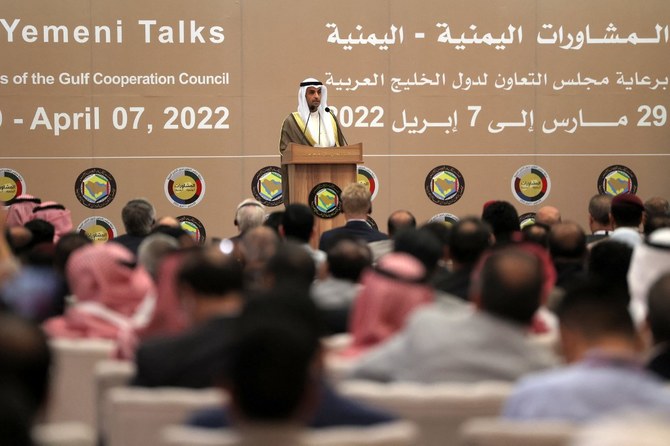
[535,206,561,226]
[387,210,416,238]
[549,221,587,260]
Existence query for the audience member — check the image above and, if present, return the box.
[263,210,284,235]
[111,198,156,256]
[387,210,416,238]
[420,221,452,287]
[535,206,562,226]
[5,195,41,227]
[368,209,416,262]
[262,241,316,293]
[481,200,520,245]
[433,217,492,300]
[644,196,670,237]
[238,225,280,291]
[151,223,197,248]
[54,232,91,278]
[42,242,157,359]
[587,240,632,291]
[154,215,181,228]
[0,312,51,429]
[503,278,670,422]
[30,201,73,243]
[646,272,670,380]
[586,194,613,244]
[137,233,180,281]
[231,198,265,241]
[609,193,644,247]
[133,247,244,388]
[23,219,55,250]
[521,223,550,248]
[346,252,434,355]
[548,221,587,289]
[318,183,387,252]
[311,238,372,334]
[189,290,396,431]
[628,228,670,323]
[393,227,442,278]
[350,246,556,382]
[645,196,669,218]
[281,203,326,273]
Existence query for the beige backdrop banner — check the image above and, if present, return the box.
[1,0,668,239]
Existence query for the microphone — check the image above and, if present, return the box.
[302,112,311,140]
[325,107,348,146]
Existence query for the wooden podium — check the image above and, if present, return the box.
[282,142,362,235]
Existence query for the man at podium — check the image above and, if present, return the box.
[279,78,347,203]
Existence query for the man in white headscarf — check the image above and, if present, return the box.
[279,78,347,203]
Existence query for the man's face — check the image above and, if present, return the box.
[305,87,321,112]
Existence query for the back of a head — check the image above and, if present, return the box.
[326,238,372,282]
[0,313,51,422]
[475,247,543,325]
[240,225,280,266]
[645,196,670,218]
[589,194,612,225]
[588,240,633,288]
[24,219,55,246]
[178,247,244,298]
[556,278,633,343]
[393,227,442,274]
[263,210,284,234]
[30,202,73,242]
[535,206,562,226]
[548,221,587,260]
[611,193,644,228]
[235,199,266,234]
[227,293,320,423]
[421,221,451,250]
[54,232,92,276]
[264,242,316,291]
[647,272,670,344]
[644,215,670,237]
[521,223,550,248]
[138,233,180,280]
[281,204,314,243]
[387,210,416,238]
[121,198,155,236]
[481,201,520,244]
[341,183,371,216]
[643,197,670,237]
[450,217,492,265]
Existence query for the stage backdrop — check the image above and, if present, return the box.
[1,0,668,241]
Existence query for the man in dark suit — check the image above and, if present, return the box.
[111,198,155,257]
[132,246,243,388]
[318,183,388,252]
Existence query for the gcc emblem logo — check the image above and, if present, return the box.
[74,168,117,209]
[425,165,465,206]
[251,166,283,207]
[597,165,638,196]
[309,183,342,219]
